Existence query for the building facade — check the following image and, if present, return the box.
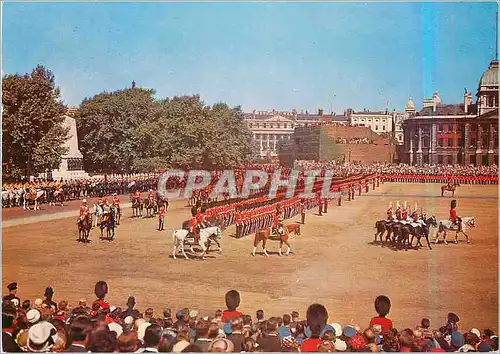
[348,109,395,134]
[243,109,349,158]
[402,60,499,166]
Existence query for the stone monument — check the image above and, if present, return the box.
[50,108,89,180]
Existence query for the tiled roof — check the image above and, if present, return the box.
[417,104,477,116]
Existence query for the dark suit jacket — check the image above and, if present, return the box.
[2,332,21,353]
[227,333,245,352]
[257,334,282,352]
[194,338,212,352]
[64,344,89,352]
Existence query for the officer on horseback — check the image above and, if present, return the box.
[386,202,394,220]
[450,199,458,227]
[78,199,90,222]
[272,210,285,237]
[189,208,200,246]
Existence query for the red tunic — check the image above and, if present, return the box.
[449,208,457,223]
[272,215,280,228]
[158,207,165,218]
[112,197,120,205]
[79,205,89,217]
[189,217,197,233]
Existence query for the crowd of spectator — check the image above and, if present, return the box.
[2,282,498,353]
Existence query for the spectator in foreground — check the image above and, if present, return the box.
[221,290,242,323]
[299,303,328,352]
[369,295,393,335]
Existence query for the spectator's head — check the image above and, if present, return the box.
[243,337,258,352]
[291,311,299,322]
[44,287,54,299]
[7,282,18,295]
[242,314,252,327]
[214,309,222,320]
[306,303,328,338]
[195,319,210,338]
[421,318,430,329]
[144,307,154,321]
[117,331,138,352]
[27,321,57,353]
[126,296,135,309]
[68,316,92,344]
[363,328,376,344]
[266,317,278,334]
[374,295,391,317]
[86,327,117,352]
[208,322,220,339]
[26,309,41,325]
[209,338,234,352]
[143,324,162,348]
[399,331,414,349]
[256,309,264,321]
[22,299,31,310]
[163,308,172,319]
[2,303,17,329]
[94,281,108,299]
[225,290,240,311]
[182,344,202,352]
[283,314,291,326]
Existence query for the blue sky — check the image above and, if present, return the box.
[2,2,497,113]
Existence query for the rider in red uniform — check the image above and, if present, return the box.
[134,190,141,200]
[112,194,120,206]
[78,199,90,222]
[395,203,402,220]
[189,215,199,245]
[386,202,393,220]
[449,199,458,227]
[402,202,409,220]
[148,189,155,200]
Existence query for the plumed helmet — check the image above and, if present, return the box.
[94,281,108,299]
[451,200,457,209]
[82,199,87,204]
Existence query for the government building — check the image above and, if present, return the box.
[402,60,499,166]
[243,109,349,158]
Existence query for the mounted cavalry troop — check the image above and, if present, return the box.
[374,199,476,251]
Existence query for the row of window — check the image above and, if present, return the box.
[254,134,291,141]
[248,122,296,129]
[356,123,386,131]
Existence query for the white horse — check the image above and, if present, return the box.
[23,189,45,210]
[172,226,222,260]
[2,190,13,208]
[435,216,476,244]
[92,203,104,228]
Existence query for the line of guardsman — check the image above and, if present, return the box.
[381,174,498,184]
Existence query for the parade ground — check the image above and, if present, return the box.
[2,183,498,331]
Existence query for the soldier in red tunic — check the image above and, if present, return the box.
[449,199,458,227]
[189,211,199,245]
[148,189,155,201]
[387,202,393,220]
[395,202,402,220]
[158,205,166,231]
[300,199,306,224]
[78,199,90,222]
[402,202,409,220]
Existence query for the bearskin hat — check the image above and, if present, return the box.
[94,281,108,299]
[451,200,457,209]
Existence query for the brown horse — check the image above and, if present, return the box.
[252,226,292,257]
[77,213,92,243]
[285,223,301,236]
[441,182,460,197]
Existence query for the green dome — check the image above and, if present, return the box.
[479,60,499,86]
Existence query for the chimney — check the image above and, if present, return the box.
[464,92,472,114]
[318,108,323,116]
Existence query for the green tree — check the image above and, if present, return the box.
[76,87,161,173]
[2,65,68,179]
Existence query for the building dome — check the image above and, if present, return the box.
[479,60,499,86]
[405,97,416,110]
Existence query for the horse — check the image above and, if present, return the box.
[172,226,223,260]
[436,216,476,244]
[144,198,157,217]
[77,213,92,243]
[52,189,65,207]
[252,225,293,257]
[131,197,143,217]
[285,223,301,236]
[23,189,45,210]
[100,208,116,241]
[408,216,438,250]
[2,190,14,208]
[374,220,390,243]
[441,182,460,197]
